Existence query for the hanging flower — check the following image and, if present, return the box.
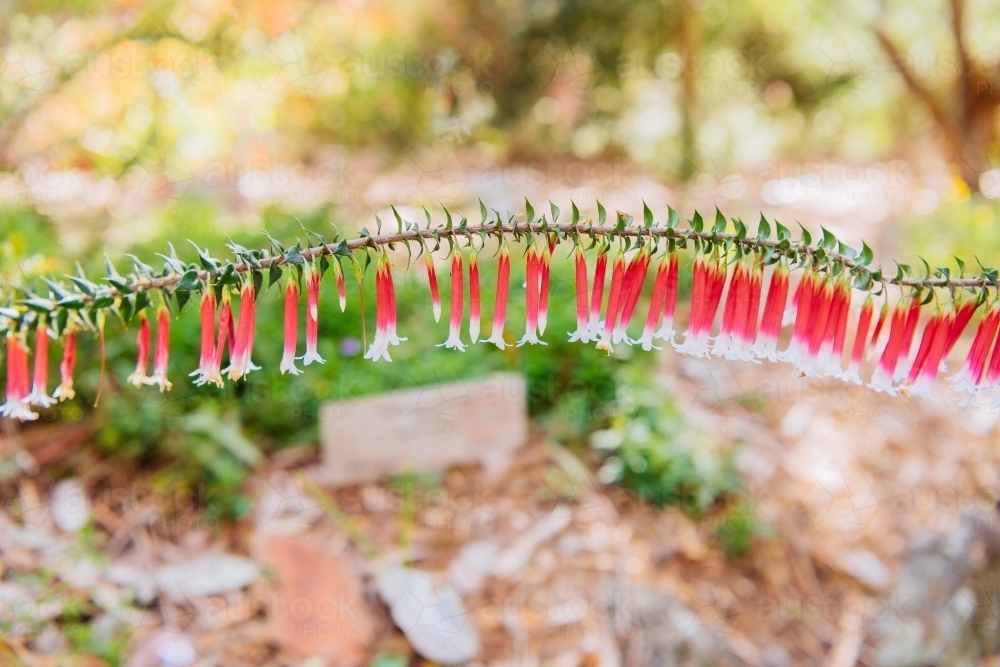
[425,251,442,323]
[537,238,554,335]
[127,311,152,387]
[713,261,752,361]
[798,279,834,375]
[779,271,817,364]
[637,252,671,351]
[469,250,481,344]
[654,250,680,342]
[588,249,608,338]
[1,334,37,421]
[951,301,1000,393]
[485,244,511,349]
[146,306,172,392]
[568,245,590,343]
[189,290,217,385]
[518,245,545,346]
[365,254,394,362]
[280,280,301,375]
[53,330,77,401]
[334,260,347,312]
[225,283,260,381]
[751,263,789,362]
[676,250,724,358]
[907,310,953,397]
[439,251,466,350]
[595,250,626,353]
[823,281,851,377]
[303,265,325,365]
[613,249,650,345]
[385,255,406,349]
[26,318,54,407]
[844,296,874,384]
[870,299,910,394]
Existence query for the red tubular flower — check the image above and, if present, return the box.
[469,251,481,344]
[752,263,790,361]
[952,302,1000,393]
[639,253,671,350]
[53,330,77,401]
[518,245,545,346]
[440,251,466,350]
[1,334,37,421]
[147,306,172,392]
[128,311,152,387]
[982,322,1000,395]
[800,280,834,374]
[486,244,511,349]
[385,255,405,349]
[740,262,763,356]
[197,293,231,388]
[425,251,442,323]
[27,318,54,407]
[613,250,650,344]
[780,271,817,364]
[895,298,922,381]
[714,261,752,361]
[655,251,680,343]
[569,245,590,343]
[596,250,626,352]
[909,311,953,396]
[828,283,851,375]
[538,239,554,335]
[280,280,301,375]
[871,300,908,394]
[225,284,259,381]
[845,296,874,383]
[303,266,325,365]
[189,290,217,385]
[944,298,977,359]
[334,260,347,312]
[705,255,728,337]
[676,252,708,356]
[365,254,394,362]
[588,250,608,337]
[814,281,849,377]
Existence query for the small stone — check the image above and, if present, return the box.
[50,479,89,533]
[259,534,375,666]
[154,553,258,602]
[377,567,479,665]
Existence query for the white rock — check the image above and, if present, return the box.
[377,567,479,664]
[447,540,500,596]
[491,505,573,578]
[154,553,258,602]
[50,479,89,533]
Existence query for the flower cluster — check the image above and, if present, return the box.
[1,201,999,421]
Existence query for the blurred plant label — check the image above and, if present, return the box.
[320,372,527,486]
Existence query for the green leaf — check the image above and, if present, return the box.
[757,214,771,239]
[691,211,704,233]
[667,206,680,228]
[252,269,263,296]
[284,248,306,265]
[423,206,433,229]
[524,198,535,224]
[107,277,133,294]
[798,223,812,246]
[955,256,966,276]
[68,275,97,297]
[175,269,203,292]
[597,200,606,226]
[550,201,560,224]
[268,263,283,289]
[643,201,653,228]
[734,219,747,239]
[175,289,191,314]
[571,201,580,225]
[820,227,837,250]
[56,296,85,310]
[21,297,54,313]
[860,242,874,266]
[333,240,352,258]
[713,208,727,234]
[479,199,488,224]
[775,221,790,241]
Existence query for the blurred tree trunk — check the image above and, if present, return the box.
[873,0,1000,192]
[678,1,700,181]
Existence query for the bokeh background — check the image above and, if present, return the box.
[3,1,1000,666]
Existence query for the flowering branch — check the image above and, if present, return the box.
[2,199,999,421]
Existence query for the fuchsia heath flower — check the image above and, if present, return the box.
[225,283,260,381]
[190,290,217,385]
[365,253,405,362]
[844,295,874,384]
[53,330,77,401]
[439,251,466,351]
[1,334,37,421]
[128,311,152,387]
[26,318,54,407]
[751,263,790,362]
[568,245,590,343]
[637,251,672,351]
[595,250,626,353]
[469,251,481,344]
[146,306,172,392]
[518,245,545,346]
[303,265,325,365]
[425,251,442,323]
[280,280,301,375]
[588,249,608,338]
[485,244,511,349]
